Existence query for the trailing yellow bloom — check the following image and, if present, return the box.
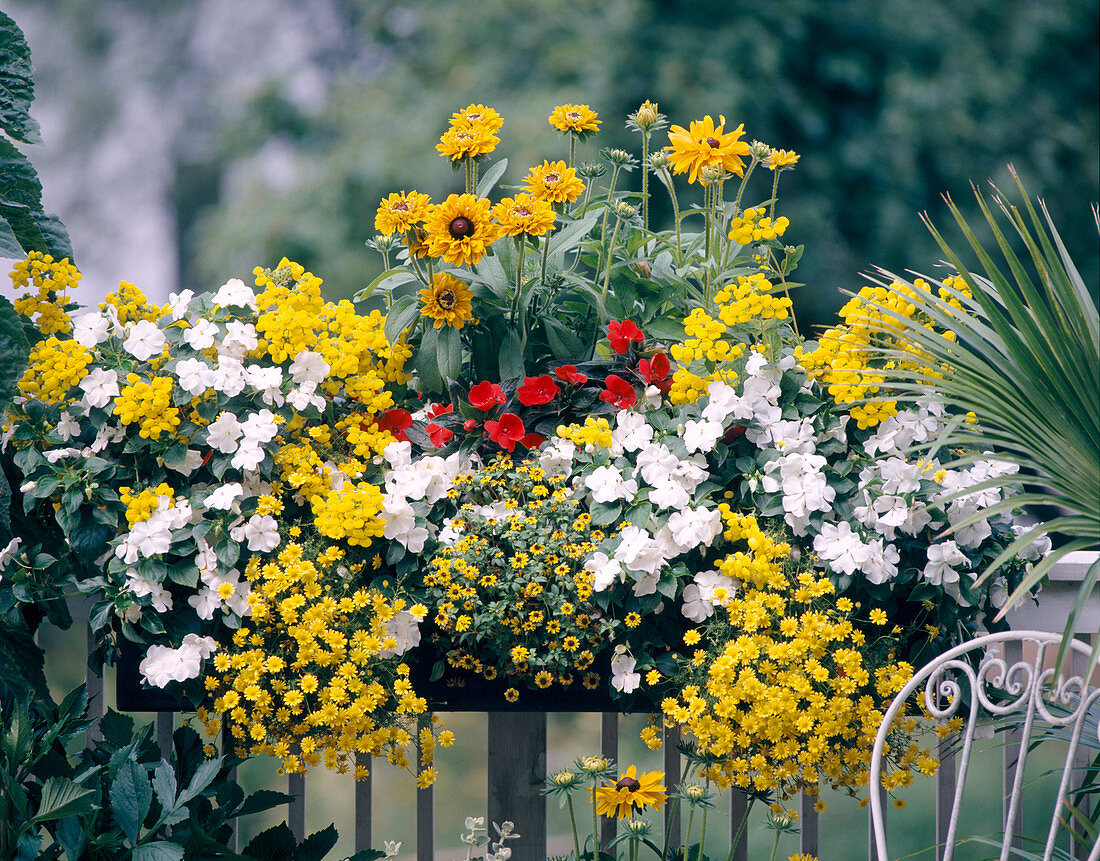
[18,337,91,404]
[9,251,80,335]
[112,374,180,440]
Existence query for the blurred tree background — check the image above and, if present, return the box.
[8,0,1098,323]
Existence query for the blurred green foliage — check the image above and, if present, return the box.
[180,0,1097,327]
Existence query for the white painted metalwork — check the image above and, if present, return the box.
[869,630,1100,861]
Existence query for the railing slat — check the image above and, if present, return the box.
[417,715,435,861]
[799,786,819,857]
[935,733,956,854]
[288,772,306,840]
[868,780,885,861]
[1069,635,1094,861]
[355,753,372,852]
[487,712,545,861]
[662,724,681,847]
[600,712,618,851]
[223,721,238,852]
[729,789,748,861]
[1001,639,1024,856]
[85,623,103,746]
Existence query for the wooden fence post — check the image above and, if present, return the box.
[487,712,546,861]
[663,724,681,847]
[417,715,435,861]
[600,712,618,852]
[355,754,372,852]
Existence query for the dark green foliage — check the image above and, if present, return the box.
[0,11,73,261]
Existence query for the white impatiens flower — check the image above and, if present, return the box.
[613,525,666,576]
[166,449,204,476]
[125,570,173,612]
[584,465,638,504]
[636,443,678,486]
[682,419,724,454]
[813,521,869,576]
[701,380,739,424]
[379,610,422,658]
[878,458,922,495]
[382,494,430,554]
[204,483,244,511]
[648,479,691,511]
[220,320,259,359]
[583,551,623,592]
[167,289,194,320]
[205,412,243,454]
[861,538,901,585]
[289,350,330,385]
[681,569,735,622]
[211,357,247,398]
[539,438,576,476]
[611,411,654,452]
[72,311,110,347]
[184,318,219,350]
[55,412,81,441]
[174,357,217,396]
[232,514,280,553]
[610,646,641,693]
[923,540,968,586]
[0,537,22,571]
[138,634,217,688]
[245,364,285,406]
[123,320,166,361]
[1011,524,1052,562]
[212,277,257,310]
[78,367,120,409]
[664,506,723,552]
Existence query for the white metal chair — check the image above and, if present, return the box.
[869,630,1099,861]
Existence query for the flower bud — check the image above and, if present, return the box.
[698,164,726,185]
[634,100,658,130]
[578,161,607,179]
[750,140,772,161]
[648,150,670,170]
[602,148,636,168]
[614,201,637,219]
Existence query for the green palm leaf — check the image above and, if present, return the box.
[855,167,1098,652]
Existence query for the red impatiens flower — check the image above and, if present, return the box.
[554,364,589,385]
[638,352,671,384]
[428,403,454,419]
[607,319,645,354]
[426,422,454,447]
[599,374,637,409]
[468,381,507,411]
[377,408,413,441]
[485,412,526,451]
[520,432,546,450]
[463,419,478,431]
[517,374,560,406]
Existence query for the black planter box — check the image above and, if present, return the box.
[114,637,196,712]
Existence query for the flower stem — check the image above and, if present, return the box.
[641,131,650,232]
[664,168,683,265]
[733,158,758,217]
[769,169,781,220]
[465,157,473,196]
[767,829,781,861]
[566,796,582,861]
[591,779,599,859]
[569,135,576,171]
[602,216,623,303]
[599,164,622,249]
[725,797,754,861]
[630,835,639,861]
[510,237,526,325]
[683,804,696,860]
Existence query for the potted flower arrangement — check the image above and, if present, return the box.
[0,99,1045,810]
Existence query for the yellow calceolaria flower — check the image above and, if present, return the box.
[549,103,601,135]
[424,194,501,267]
[113,375,180,440]
[492,193,556,237]
[9,250,80,334]
[727,208,790,247]
[375,190,432,236]
[419,273,476,330]
[18,337,92,404]
[101,281,164,326]
[666,115,751,184]
[524,160,586,204]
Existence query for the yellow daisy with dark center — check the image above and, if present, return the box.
[549,103,601,135]
[592,765,667,820]
[374,190,432,236]
[666,115,751,184]
[436,123,499,161]
[492,193,556,237]
[450,103,503,133]
[424,194,501,267]
[524,160,586,204]
[419,273,476,329]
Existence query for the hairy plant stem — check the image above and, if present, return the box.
[591,778,600,859]
[629,835,639,861]
[641,131,651,231]
[569,135,576,171]
[664,167,683,265]
[602,216,623,302]
[733,157,760,218]
[465,157,473,196]
[683,804,697,860]
[510,237,526,325]
[599,164,622,251]
[540,230,552,287]
[767,829,781,861]
[566,796,582,861]
[769,169,781,220]
[407,239,430,285]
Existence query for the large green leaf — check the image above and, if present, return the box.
[131,842,185,861]
[32,776,96,822]
[110,758,153,845]
[0,12,41,145]
[0,214,21,257]
[0,292,30,412]
[295,824,339,861]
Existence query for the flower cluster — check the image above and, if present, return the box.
[662,518,935,808]
[420,456,616,701]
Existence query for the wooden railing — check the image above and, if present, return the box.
[78,552,1097,861]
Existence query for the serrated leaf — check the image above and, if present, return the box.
[296,824,339,861]
[242,822,296,861]
[175,755,222,807]
[131,842,185,861]
[0,13,41,145]
[110,758,152,845]
[33,776,96,822]
[99,710,135,751]
[235,788,294,818]
[151,759,178,816]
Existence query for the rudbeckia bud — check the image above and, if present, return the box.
[635,100,659,130]
[614,202,637,219]
[578,161,607,179]
[750,140,772,161]
[624,819,651,836]
[649,150,670,170]
[699,164,726,185]
[603,148,636,168]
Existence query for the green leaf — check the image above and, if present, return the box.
[0,293,30,411]
[33,776,97,822]
[242,822,296,861]
[0,214,21,257]
[131,842,185,861]
[0,13,40,145]
[111,758,153,845]
[542,316,586,362]
[296,824,339,861]
[436,323,462,384]
[32,211,73,261]
[498,329,524,380]
[548,210,600,258]
[589,501,622,527]
[383,293,420,344]
[99,710,135,751]
[414,325,444,394]
[353,267,417,303]
[0,708,32,768]
[151,759,178,816]
[235,789,294,818]
[175,755,222,807]
[475,158,508,198]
